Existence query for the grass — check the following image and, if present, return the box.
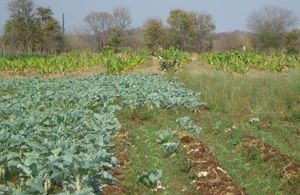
[111,67,300,194]
[176,68,300,194]
[117,108,196,195]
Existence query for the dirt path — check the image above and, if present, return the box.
[104,126,128,195]
[179,133,247,195]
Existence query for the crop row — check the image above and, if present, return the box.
[199,51,300,73]
[1,49,298,75]
[0,74,202,194]
[0,49,152,74]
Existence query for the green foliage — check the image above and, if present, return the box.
[105,49,151,74]
[176,116,202,134]
[0,74,202,193]
[118,108,194,194]
[178,69,300,194]
[163,143,179,154]
[166,9,215,51]
[138,169,162,187]
[4,0,63,53]
[106,28,126,50]
[199,51,300,73]
[143,19,165,51]
[0,51,97,73]
[0,49,151,74]
[155,130,175,144]
[158,47,189,72]
[285,30,300,54]
[167,9,191,33]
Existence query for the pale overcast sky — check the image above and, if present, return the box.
[0,0,300,33]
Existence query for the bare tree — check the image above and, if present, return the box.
[84,12,113,50]
[65,25,94,51]
[107,7,132,49]
[213,31,251,51]
[84,7,131,50]
[247,5,298,49]
[112,7,131,31]
[190,12,216,51]
[8,0,34,19]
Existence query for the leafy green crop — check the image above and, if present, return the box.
[156,130,176,144]
[0,74,202,194]
[163,143,179,154]
[138,169,162,187]
[105,49,150,74]
[176,116,202,135]
[0,49,151,75]
[157,47,190,72]
[199,51,300,73]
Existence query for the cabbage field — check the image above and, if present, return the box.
[0,74,202,194]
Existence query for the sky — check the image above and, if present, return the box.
[0,0,300,34]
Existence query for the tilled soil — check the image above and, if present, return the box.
[180,134,247,195]
[243,132,300,194]
[104,126,128,195]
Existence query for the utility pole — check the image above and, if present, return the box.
[62,13,65,35]
[62,13,65,51]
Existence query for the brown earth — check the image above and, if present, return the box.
[179,133,247,195]
[243,132,300,194]
[104,126,129,195]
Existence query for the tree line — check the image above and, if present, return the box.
[2,0,63,53]
[0,0,299,54]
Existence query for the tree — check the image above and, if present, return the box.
[247,5,298,50]
[84,12,113,50]
[107,7,132,49]
[167,9,192,49]
[4,0,63,52]
[36,7,63,52]
[112,7,131,31]
[4,0,37,52]
[166,9,215,51]
[285,29,300,54]
[8,0,34,19]
[143,18,165,51]
[84,7,131,50]
[189,12,215,51]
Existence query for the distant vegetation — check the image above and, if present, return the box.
[0,49,150,74]
[199,50,300,73]
[1,0,298,55]
[1,49,299,75]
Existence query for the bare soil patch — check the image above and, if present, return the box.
[179,133,247,195]
[104,126,129,195]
